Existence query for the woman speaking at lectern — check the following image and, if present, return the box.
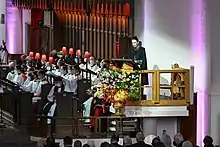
[129,36,148,99]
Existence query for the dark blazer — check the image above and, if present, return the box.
[129,46,148,70]
[129,46,149,85]
[110,143,123,147]
[129,141,152,147]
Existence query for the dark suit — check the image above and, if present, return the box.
[129,141,152,147]
[129,46,148,85]
[110,143,123,147]
[129,46,149,100]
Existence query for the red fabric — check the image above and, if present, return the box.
[21,73,27,81]
[123,3,131,16]
[90,97,102,128]
[30,9,43,52]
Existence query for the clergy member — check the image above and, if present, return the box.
[42,76,65,120]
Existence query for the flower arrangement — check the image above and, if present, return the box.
[94,69,140,102]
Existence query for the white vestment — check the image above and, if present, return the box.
[6,71,15,81]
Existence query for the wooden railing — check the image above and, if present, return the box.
[126,68,191,106]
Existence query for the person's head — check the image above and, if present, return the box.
[60,65,68,75]
[33,71,38,79]
[21,54,27,61]
[153,142,165,147]
[203,136,213,146]
[54,76,63,87]
[182,141,193,147]
[73,140,82,147]
[89,57,95,65]
[144,135,157,145]
[15,65,22,74]
[136,132,145,142]
[100,142,110,147]
[46,137,55,147]
[63,136,73,147]
[123,136,132,146]
[152,137,161,147]
[9,62,15,70]
[111,134,119,144]
[131,36,139,48]
[38,70,45,80]
[87,140,95,147]
[173,133,184,146]
[82,144,90,147]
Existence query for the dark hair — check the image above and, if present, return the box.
[152,137,161,146]
[100,142,110,147]
[38,69,46,76]
[74,140,82,147]
[111,134,119,142]
[15,65,22,71]
[46,137,55,147]
[82,144,90,147]
[153,142,165,147]
[62,65,68,71]
[63,136,72,146]
[203,136,213,145]
[132,36,139,42]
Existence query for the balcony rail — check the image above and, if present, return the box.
[125,68,192,106]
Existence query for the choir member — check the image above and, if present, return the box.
[12,65,26,85]
[6,62,16,81]
[88,57,98,72]
[34,70,48,98]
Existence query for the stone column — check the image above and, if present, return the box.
[143,118,158,136]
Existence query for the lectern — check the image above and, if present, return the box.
[111,58,141,70]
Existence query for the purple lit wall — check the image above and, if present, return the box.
[0,0,6,41]
[134,0,207,145]
[6,0,22,54]
[191,0,207,146]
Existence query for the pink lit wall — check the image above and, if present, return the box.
[134,0,207,146]
[0,0,6,41]
[6,0,22,54]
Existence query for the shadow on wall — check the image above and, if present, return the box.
[149,0,191,45]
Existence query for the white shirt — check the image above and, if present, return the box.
[12,74,25,85]
[34,79,48,96]
[47,85,62,102]
[6,71,15,81]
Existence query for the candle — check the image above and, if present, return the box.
[35,53,40,59]
[49,57,54,64]
[62,46,67,54]
[84,51,90,58]
[41,54,47,62]
[29,52,34,58]
[69,48,74,55]
[76,50,81,57]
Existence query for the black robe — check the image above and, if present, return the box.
[129,46,149,85]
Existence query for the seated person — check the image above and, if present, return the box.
[6,62,16,81]
[42,76,65,118]
[90,89,111,132]
[33,70,48,102]
[12,65,26,85]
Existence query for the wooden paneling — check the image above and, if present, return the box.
[179,93,197,146]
